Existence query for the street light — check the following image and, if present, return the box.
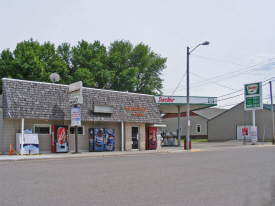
[186,41,209,150]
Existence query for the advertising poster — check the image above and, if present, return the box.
[71,107,81,126]
[105,129,114,151]
[242,127,248,137]
[251,126,258,143]
[94,128,104,151]
[56,126,68,152]
[22,144,39,154]
[89,128,94,152]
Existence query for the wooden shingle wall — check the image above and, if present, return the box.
[2,79,162,124]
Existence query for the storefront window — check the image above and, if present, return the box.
[70,126,84,135]
[34,124,51,134]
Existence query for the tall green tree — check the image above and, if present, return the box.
[0,38,166,95]
[40,41,72,84]
[71,40,110,88]
[129,43,166,95]
[0,49,14,91]
[107,40,139,92]
[12,39,44,81]
[57,42,72,73]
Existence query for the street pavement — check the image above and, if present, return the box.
[1,140,274,162]
[1,143,275,206]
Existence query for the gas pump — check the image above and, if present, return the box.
[170,132,177,146]
[162,130,168,146]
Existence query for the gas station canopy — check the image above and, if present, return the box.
[155,95,217,114]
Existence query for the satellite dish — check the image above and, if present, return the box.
[50,73,60,83]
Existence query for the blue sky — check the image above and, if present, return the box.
[1,0,275,108]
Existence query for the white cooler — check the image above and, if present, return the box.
[16,133,39,154]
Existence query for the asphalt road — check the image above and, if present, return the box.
[0,147,274,206]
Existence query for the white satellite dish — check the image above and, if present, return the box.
[50,73,60,83]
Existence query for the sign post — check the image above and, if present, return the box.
[69,81,83,153]
[244,82,263,144]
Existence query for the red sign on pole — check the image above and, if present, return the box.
[242,127,248,136]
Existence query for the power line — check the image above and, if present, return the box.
[217,80,273,102]
[190,54,249,66]
[170,72,186,96]
[163,57,275,93]
[217,77,275,98]
[190,72,237,91]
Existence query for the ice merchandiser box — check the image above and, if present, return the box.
[51,125,69,153]
[16,133,39,154]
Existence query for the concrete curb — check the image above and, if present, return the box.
[0,149,187,162]
[1,141,273,162]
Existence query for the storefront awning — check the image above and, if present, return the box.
[155,95,217,114]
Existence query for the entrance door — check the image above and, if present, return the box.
[131,126,139,150]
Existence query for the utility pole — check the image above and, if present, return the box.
[185,41,209,150]
[186,46,190,149]
[270,81,274,145]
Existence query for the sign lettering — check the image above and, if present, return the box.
[158,97,175,103]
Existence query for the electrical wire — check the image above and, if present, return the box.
[170,72,186,96]
[163,57,275,93]
[190,54,249,66]
[190,72,237,91]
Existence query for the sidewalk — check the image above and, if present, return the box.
[1,140,274,162]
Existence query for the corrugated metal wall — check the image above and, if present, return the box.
[162,115,207,136]
[208,103,274,141]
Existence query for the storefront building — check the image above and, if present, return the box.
[0,78,163,154]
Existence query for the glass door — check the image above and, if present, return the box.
[131,126,139,150]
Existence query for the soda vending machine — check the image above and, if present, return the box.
[105,129,114,151]
[89,128,94,152]
[145,127,157,150]
[94,128,104,152]
[51,125,69,153]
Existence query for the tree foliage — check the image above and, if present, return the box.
[0,38,166,95]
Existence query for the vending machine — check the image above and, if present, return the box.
[89,128,94,152]
[145,127,157,150]
[105,129,114,151]
[94,128,104,152]
[51,125,69,153]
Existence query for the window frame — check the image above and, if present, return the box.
[69,126,85,135]
[196,124,201,133]
[34,124,51,135]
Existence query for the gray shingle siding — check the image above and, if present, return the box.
[2,78,163,124]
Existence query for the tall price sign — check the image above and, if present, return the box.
[244,82,263,110]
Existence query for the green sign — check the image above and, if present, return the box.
[245,96,261,108]
[244,82,262,110]
[245,83,260,96]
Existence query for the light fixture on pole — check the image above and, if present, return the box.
[186,41,209,150]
